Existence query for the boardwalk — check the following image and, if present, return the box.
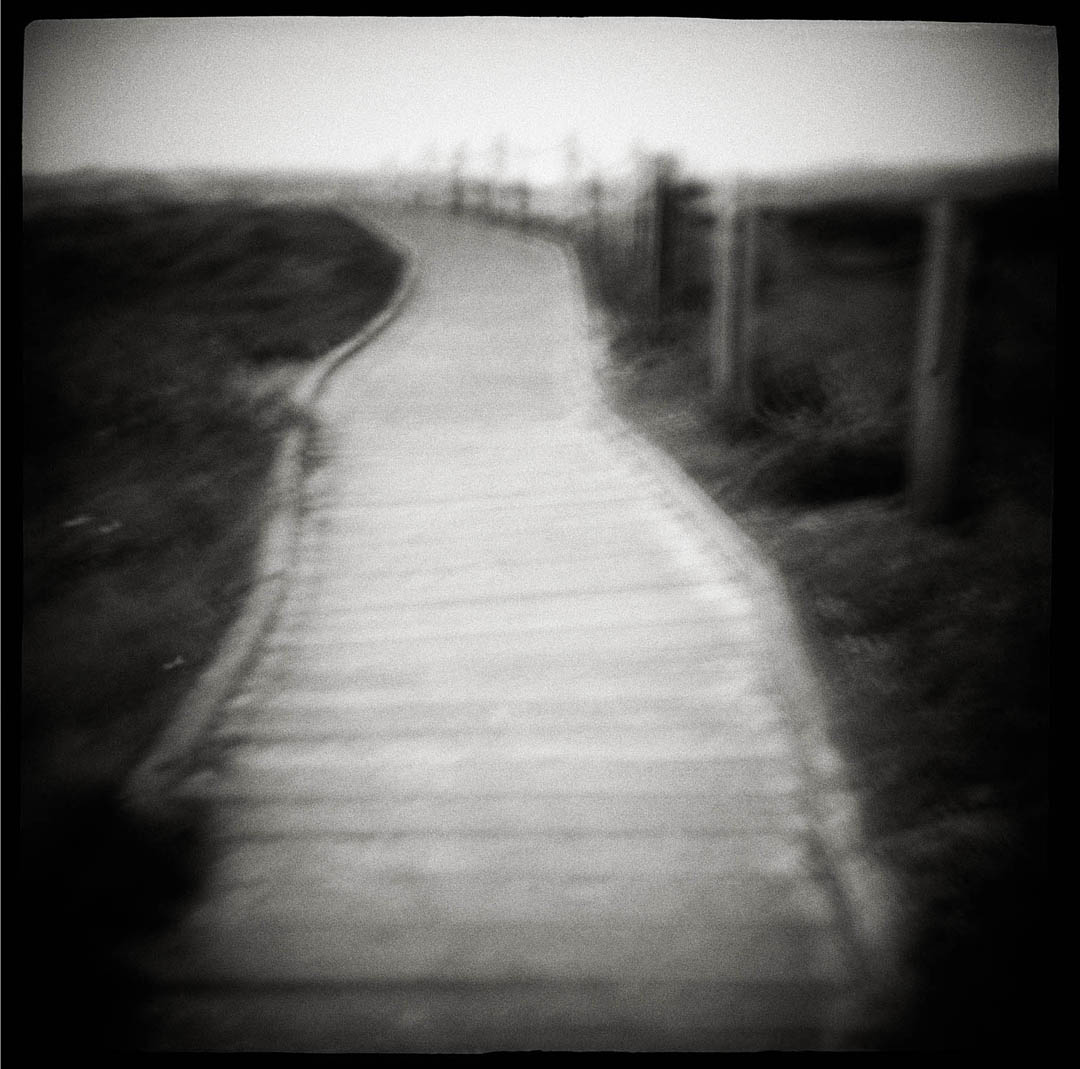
[140,210,890,1051]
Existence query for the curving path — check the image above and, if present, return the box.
[142,208,891,1051]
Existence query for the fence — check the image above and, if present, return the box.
[385,151,1057,524]
[695,156,1058,522]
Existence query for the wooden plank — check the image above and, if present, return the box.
[150,917,847,987]
[143,982,837,1053]
[208,793,813,837]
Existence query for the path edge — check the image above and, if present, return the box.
[124,212,418,815]
[535,225,909,1045]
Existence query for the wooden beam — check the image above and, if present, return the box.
[742,153,1057,211]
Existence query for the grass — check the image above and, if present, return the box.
[22,184,403,781]
[580,190,1054,1049]
[20,175,404,1048]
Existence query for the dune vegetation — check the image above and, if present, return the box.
[22,176,403,826]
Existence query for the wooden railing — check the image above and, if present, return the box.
[696,155,1057,520]
[384,150,1057,523]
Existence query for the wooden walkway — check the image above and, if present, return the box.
[141,210,888,1051]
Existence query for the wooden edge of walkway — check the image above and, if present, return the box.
[123,213,420,817]
[545,233,911,1041]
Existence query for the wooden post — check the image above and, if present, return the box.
[449,144,468,213]
[644,154,677,319]
[649,158,668,318]
[739,207,761,367]
[516,182,530,228]
[634,195,648,268]
[710,199,742,409]
[707,184,760,422]
[587,177,604,262]
[908,198,974,523]
[634,185,654,289]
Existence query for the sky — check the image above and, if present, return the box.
[22,17,1059,184]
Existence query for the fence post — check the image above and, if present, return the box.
[908,198,974,523]
[587,176,604,262]
[633,179,655,291]
[516,182,530,229]
[649,154,677,319]
[707,182,759,422]
[739,206,761,369]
